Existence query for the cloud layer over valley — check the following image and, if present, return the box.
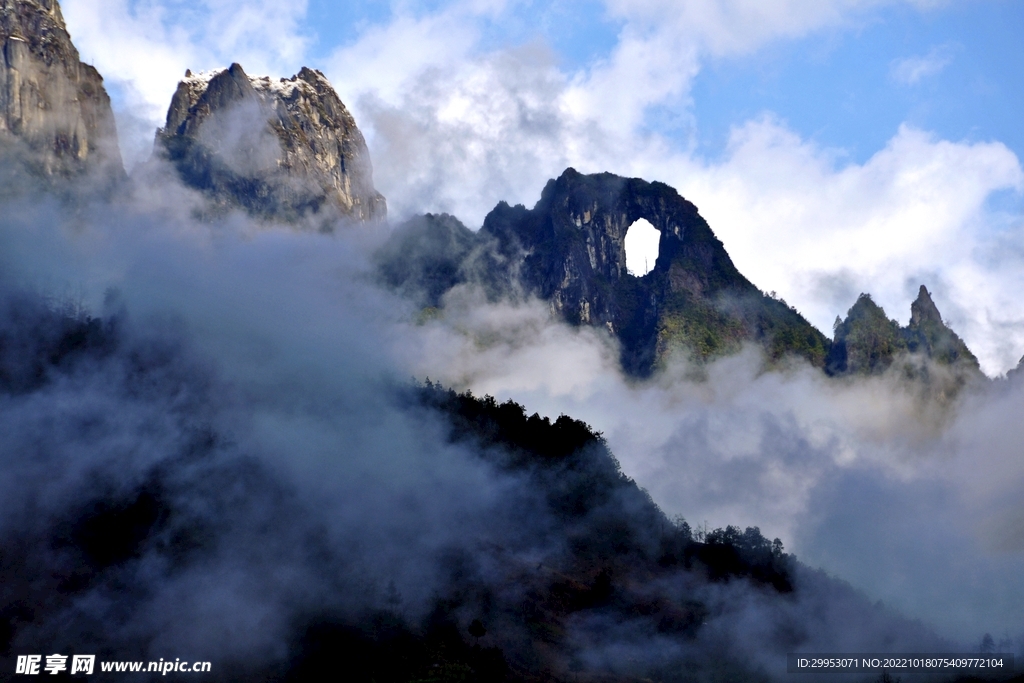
[3,0,1024,676]
[402,286,1024,643]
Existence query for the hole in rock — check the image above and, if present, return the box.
[624,218,660,277]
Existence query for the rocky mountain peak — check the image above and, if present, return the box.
[157,62,385,224]
[909,284,943,327]
[489,169,830,374]
[0,0,122,181]
[827,286,981,382]
[827,294,903,375]
[380,168,830,376]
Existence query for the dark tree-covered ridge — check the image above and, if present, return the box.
[0,292,953,682]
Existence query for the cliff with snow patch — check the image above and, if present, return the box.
[157,62,386,224]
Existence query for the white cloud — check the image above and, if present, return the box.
[562,28,700,138]
[62,0,311,166]
[348,44,581,222]
[890,43,956,85]
[671,119,1024,375]
[323,6,483,107]
[56,0,1024,372]
[603,0,869,56]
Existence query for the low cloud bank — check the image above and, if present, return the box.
[0,156,1004,678]
[408,286,1024,643]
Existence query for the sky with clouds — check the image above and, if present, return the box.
[62,0,1024,375]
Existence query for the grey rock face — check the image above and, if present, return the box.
[157,63,386,224]
[0,0,122,179]
[378,169,830,376]
[909,284,943,327]
[477,169,831,375]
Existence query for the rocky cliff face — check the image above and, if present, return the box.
[380,169,830,376]
[481,170,830,374]
[157,63,385,224]
[827,286,980,381]
[0,0,122,180]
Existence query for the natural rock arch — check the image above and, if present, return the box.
[624,217,660,277]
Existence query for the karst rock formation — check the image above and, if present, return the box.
[157,62,386,223]
[0,0,122,180]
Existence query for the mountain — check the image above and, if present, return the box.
[380,169,831,376]
[0,0,122,184]
[0,4,1008,676]
[379,175,993,385]
[0,288,952,680]
[827,286,981,382]
[156,63,386,224]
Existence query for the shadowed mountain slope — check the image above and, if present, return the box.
[0,290,952,682]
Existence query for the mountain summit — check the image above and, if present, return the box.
[481,169,831,374]
[156,63,386,224]
[0,0,122,180]
[827,286,980,386]
[380,169,830,375]
[909,284,943,327]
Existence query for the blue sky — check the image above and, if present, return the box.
[62,0,1024,374]
[298,0,1024,165]
[690,1,1024,164]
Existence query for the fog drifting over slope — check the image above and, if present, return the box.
[3,191,642,680]
[403,286,1024,643]
[0,151,1020,678]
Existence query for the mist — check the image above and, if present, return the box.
[0,170,558,670]
[0,145,1019,681]
[404,284,1024,644]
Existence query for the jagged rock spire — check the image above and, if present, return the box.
[910,285,943,327]
[0,0,123,179]
[157,62,386,224]
[827,285,981,379]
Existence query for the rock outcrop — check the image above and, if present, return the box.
[826,294,906,375]
[826,286,981,380]
[904,285,978,366]
[380,169,830,376]
[156,63,385,224]
[0,0,122,180]
[378,171,994,384]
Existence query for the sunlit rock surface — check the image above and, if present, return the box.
[157,62,386,224]
[0,0,122,180]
